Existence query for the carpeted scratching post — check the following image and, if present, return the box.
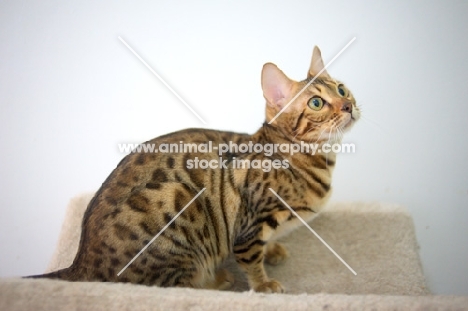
[1,193,467,311]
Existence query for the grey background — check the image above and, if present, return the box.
[1,0,467,295]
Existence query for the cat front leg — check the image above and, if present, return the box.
[233,229,285,293]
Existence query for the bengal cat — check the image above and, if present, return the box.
[29,46,359,293]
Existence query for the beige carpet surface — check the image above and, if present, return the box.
[1,278,467,311]
[47,193,428,295]
[2,194,467,310]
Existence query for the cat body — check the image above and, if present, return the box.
[30,47,359,293]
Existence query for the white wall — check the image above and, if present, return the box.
[1,0,467,295]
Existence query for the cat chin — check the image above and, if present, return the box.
[342,120,355,132]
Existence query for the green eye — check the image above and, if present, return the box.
[307,97,324,111]
[337,84,348,97]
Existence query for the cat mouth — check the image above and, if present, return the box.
[343,110,360,130]
[341,115,354,130]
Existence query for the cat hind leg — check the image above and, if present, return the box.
[202,268,234,290]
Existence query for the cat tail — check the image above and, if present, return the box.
[24,266,81,281]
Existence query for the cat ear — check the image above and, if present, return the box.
[308,46,330,79]
[261,63,293,109]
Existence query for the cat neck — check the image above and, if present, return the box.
[251,122,336,174]
[254,122,339,150]
[252,122,294,145]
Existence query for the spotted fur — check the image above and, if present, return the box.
[28,47,359,293]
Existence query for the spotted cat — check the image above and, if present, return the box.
[29,47,359,293]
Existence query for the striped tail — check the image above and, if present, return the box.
[25,266,80,281]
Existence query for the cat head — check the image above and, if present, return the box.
[262,46,360,143]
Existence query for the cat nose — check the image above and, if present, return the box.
[341,102,352,113]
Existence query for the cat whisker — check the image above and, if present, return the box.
[327,127,333,145]
[333,130,341,144]
[332,125,344,145]
[354,104,385,134]
[325,127,335,166]
[311,128,329,145]
[336,126,344,142]
[333,126,341,144]
[359,114,386,134]
[304,125,326,144]
[330,128,336,144]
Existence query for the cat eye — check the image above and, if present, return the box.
[307,96,324,111]
[337,84,348,97]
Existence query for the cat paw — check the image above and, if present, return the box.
[254,280,285,293]
[215,269,235,290]
[265,242,288,266]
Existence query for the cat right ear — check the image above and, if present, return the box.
[261,63,293,109]
[308,46,331,79]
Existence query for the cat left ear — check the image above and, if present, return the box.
[261,63,293,109]
[308,46,330,79]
